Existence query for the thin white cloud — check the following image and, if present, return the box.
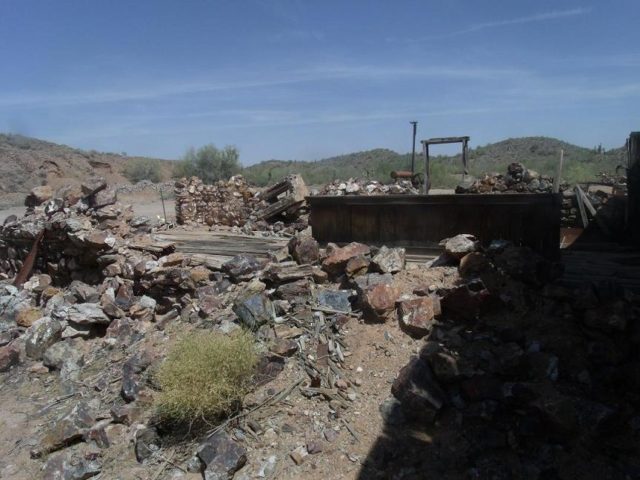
[392,7,592,42]
[0,64,526,109]
[464,7,591,33]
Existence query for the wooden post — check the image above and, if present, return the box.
[629,132,640,243]
[553,149,564,194]
[462,138,469,177]
[160,189,167,224]
[422,141,430,194]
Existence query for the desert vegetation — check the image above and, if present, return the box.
[173,144,241,183]
[154,330,258,424]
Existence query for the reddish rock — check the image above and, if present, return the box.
[85,231,116,249]
[391,356,445,422]
[289,235,320,265]
[361,283,400,322]
[344,255,370,278]
[441,279,492,321]
[269,338,298,357]
[459,252,491,277]
[0,343,20,372]
[397,296,440,337]
[25,185,53,207]
[322,242,370,276]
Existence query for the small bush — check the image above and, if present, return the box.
[123,158,162,183]
[155,330,257,423]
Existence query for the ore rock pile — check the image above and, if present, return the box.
[317,178,419,196]
[455,162,558,194]
[1,178,171,284]
[363,236,640,479]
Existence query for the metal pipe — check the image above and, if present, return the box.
[410,121,418,174]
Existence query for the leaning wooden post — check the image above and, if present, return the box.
[553,149,564,194]
[160,188,168,224]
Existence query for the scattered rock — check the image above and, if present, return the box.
[24,316,62,360]
[372,246,406,273]
[37,402,95,456]
[0,343,20,372]
[289,445,308,465]
[289,235,320,264]
[197,431,247,479]
[135,426,161,462]
[233,294,275,331]
[397,296,440,337]
[322,242,370,275]
[360,283,400,322]
[443,234,479,259]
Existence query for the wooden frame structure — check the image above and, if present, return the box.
[421,136,470,193]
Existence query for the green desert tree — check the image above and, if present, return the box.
[174,144,241,183]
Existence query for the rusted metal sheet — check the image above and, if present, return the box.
[308,193,562,258]
[14,229,45,288]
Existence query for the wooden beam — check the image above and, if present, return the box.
[424,136,470,145]
[574,186,589,228]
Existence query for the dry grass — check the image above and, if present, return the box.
[155,330,258,424]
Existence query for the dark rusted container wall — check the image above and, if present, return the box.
[308,194,561,258]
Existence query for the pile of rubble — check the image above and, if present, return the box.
[2,176,638,479]
[317,178,419,196]
[456,162,557,194]
[366,236,640,479]
[1,178,170,284]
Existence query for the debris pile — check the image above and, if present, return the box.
[0,179,170,284]
[373,236,640,479]
[455,162,557,194]
[2,175,637,479]
[318,178,419,196]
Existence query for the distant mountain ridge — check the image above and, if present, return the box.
[244,137,626,187]
[0,134,627,202]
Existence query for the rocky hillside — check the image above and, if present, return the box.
[0,134,172,203]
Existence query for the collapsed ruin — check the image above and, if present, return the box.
[0,146,638,479]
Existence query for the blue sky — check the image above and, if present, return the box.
[0,0,638,164]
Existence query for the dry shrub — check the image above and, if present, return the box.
[155,330,257,423]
